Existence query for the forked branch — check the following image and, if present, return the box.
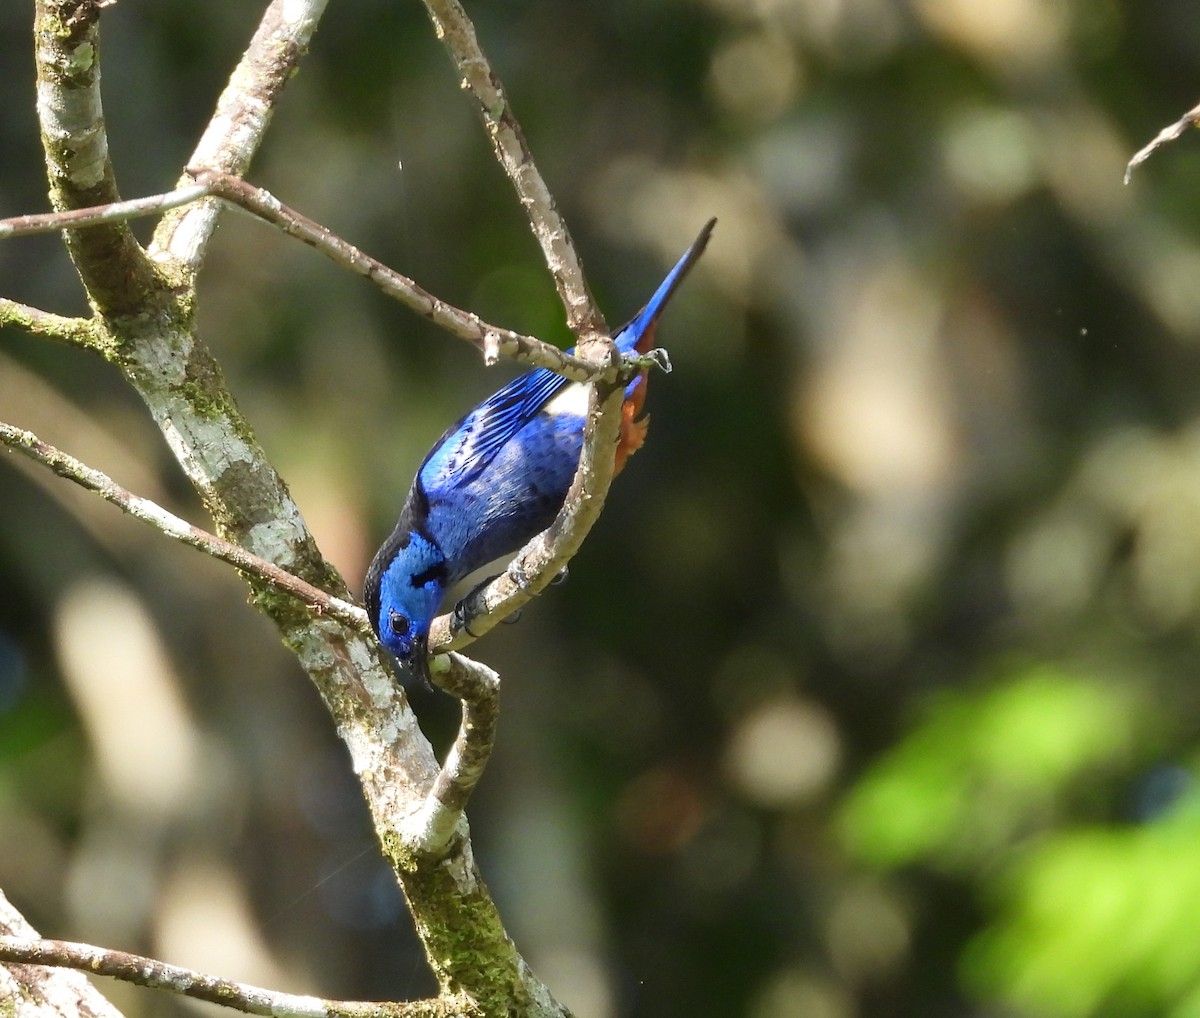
[186,169,614,380]
[6,0,635,1012]
[0,419,503,858]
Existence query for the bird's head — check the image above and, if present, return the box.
[364,528,447,676]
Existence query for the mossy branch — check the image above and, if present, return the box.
[0,936,479,1018]
[0,298,95,348]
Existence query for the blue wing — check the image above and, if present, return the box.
[419,365,570,489]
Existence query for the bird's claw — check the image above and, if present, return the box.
[453,598,485,638]
[507,560,534,593]
[451,563,567,640]
[624,347,672,375]
[506,561,568,594]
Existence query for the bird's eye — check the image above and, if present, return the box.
[388,610,410,637]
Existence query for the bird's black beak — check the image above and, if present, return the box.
[407,634,433,692]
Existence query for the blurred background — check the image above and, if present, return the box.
[3,1,1200,1015]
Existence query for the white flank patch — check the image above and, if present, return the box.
[542,381,589,418]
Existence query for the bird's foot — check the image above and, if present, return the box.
[453,575,500,638]
[624,347,672,375]
[506,561,567,592]
[454,564,567,637]
[453,592,524,633]
[452,599,484,638]
[507,560,533,593]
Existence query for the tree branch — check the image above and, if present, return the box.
[401,654,501,856]
[428,382,626,656]
[0,419,516,989]
[0,418,506,857]
[0,421,370,634]
[0,891,126,1018]
[1125,99,1200,183]
[35,0,163,317]
[186,169,612,379]
[1,172,667,383]
[0,937,477,1018]
[415,0,635,661]
[420,0,605,340]
[0,183,210,239]
[0,298,94,347]
[151,0,332,269]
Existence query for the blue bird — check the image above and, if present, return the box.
[364,220,714,676]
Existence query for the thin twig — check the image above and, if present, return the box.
[400,653,501,855]
[0,422,369,634]
[420,0,605,340]
[0,893,125,1018]
[188,169,610,379]
[0,184,210,239]
[1126,99,1200,183]
[0,171,627,380]
[0,937,476,1018]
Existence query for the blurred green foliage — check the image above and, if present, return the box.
[841,664,1148,871]
[964,801,1200,1018]
[841,661,1194,1014]
[5,1,1200,1017]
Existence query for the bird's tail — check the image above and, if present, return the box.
[615,218,716,354]
[610,219,715,475]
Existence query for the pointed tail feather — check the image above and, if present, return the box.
[614,218,716,353]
